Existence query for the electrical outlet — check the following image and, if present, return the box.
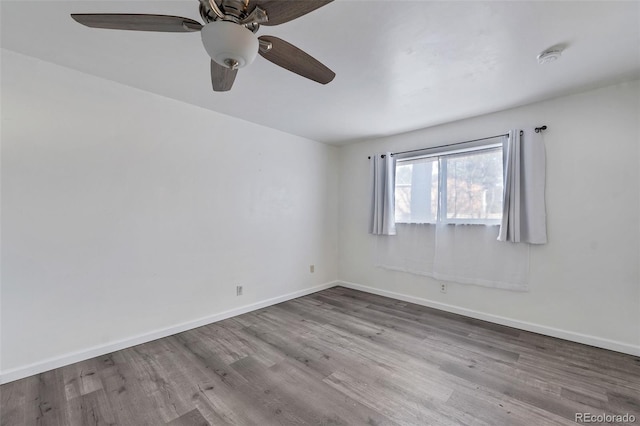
[440,283,447,294]
[236,285,243,296]
[310,265,315,273]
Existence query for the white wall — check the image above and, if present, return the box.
[0,49,338,379]
[2,48,638,385]
[338,80,640,354]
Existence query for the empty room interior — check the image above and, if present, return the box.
[1,0,639,425]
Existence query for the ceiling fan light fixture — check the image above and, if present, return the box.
[201,21,259,69]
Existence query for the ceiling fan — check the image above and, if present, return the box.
[71,0,336,92]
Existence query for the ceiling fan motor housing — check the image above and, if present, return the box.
[201,21,259,69]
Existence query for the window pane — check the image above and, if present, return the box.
[445,148,503,221]
[395,157,439,223]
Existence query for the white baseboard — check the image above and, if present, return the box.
[4,279,636,384]
[0,281,338,384]
[337,280,640,357]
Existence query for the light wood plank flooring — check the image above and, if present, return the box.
[2,287,639,425]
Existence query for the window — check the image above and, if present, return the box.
[394,141,504,224]
[395,157,439,223]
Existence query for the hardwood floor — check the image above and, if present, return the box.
[2,286,639,425]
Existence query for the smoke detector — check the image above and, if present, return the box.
[537,48,563,64]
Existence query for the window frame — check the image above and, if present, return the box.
[394,139,504,226]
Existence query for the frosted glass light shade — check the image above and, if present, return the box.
[201,21,259,69]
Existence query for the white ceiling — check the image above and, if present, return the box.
[2,1,639,145]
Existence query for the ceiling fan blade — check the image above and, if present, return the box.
[249,0,333,26]
[258,36,335,84]
[71,14,203,32]
[211,60,238,92]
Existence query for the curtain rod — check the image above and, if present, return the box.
[368,126,547,159]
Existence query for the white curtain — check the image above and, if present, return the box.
[375,224,529,291]
[375,223,435,273]
[432,224,529,291]
[498,129,547,244]
[369,153,396,235]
